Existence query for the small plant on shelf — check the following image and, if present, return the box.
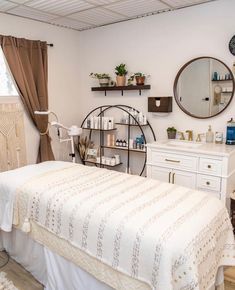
[167,127,177,139]
[90,72,110,87]
[131,72,149,85]
[115,63,128,86]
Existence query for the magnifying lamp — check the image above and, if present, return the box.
[34,111,82,163]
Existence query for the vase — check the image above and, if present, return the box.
[99,78,109,87]
[116,76,126,86]
[135,76,145,85]
[167,131,176,139]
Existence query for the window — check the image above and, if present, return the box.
[0,47,18,96]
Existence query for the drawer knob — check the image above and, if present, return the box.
[207,165,211,169]
[206,181,210,185]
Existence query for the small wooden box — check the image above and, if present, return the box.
[148,97,172,113]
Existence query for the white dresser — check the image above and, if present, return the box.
[147,140,235,208]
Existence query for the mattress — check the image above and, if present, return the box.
[0,161,235,290]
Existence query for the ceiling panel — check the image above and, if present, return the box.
[0,0,17,11]
[52,17,93,30]
[69,7,126,25]
[106,0,169,17]
[25,0,94,16]
[10,0,30,3]
[1,0,216,31]
[87,0,122,4]
[162,0,211,8]
[7,5,57,21]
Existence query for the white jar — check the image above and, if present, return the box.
[114,155,120,164]
[215,132,223,144]
[101,156,106,164]
[105,158,111,165]
[129,139,134,149]
[111,157,116,166]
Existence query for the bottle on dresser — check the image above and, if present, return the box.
[206,125,214,143]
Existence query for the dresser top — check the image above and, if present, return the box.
[147,140,235,157]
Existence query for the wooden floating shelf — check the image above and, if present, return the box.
[101,145,146,153]
[82,127,117,131]
[84,159,122,167]
[91,85,151,96]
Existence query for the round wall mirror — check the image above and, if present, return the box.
[174,57,235,119]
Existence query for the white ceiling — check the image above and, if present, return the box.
[0,0,216,31]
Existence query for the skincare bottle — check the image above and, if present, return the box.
[206,125,214,143]
[108,120,112,130]
[90,116,94,129]
[143,115,147,125]
[138,112,143,125]
[86,119,90,129]
[215,132,223,144]
[103,117,108,130]
[94,117,98,129]
[133,110,138,125]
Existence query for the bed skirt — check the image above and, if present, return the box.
[0,227,225,290]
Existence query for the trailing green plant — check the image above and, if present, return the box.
[133,72,145,77]
[167,126,177,132]
[115,63,128,76]
[131,72,150,78]
[89,73,110,79]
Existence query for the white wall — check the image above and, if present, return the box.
[78,0,235,141]
[0,13,81,163]
[0,0,234,165]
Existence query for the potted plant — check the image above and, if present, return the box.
[167,127,177,139]
[90,73,110,87]
[115,63,128,86]
[132,72,149,85]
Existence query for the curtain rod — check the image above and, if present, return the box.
[47,43,54,47]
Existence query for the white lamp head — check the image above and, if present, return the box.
[51,121,66,129]
[68,126,82,136]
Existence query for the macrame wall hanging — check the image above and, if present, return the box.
[0,103,27,172]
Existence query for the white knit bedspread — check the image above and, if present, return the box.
[12,162,235,290]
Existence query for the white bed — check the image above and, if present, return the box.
[0,161,234,290]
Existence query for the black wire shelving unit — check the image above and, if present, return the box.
[79,104,156,176]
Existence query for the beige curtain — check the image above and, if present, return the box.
[0,35,54,162]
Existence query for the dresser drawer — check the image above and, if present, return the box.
[151,151,197,171]
[199,158,222,175]
[197,174,221,192]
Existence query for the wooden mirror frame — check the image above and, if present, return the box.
[173,57,235,119]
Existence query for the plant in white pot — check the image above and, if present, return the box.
[115,63,128,86]
[89,73,110,87]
